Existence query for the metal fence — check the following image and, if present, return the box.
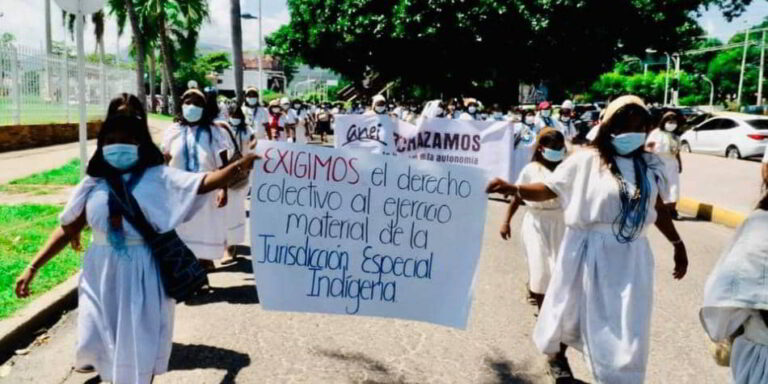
[0,44,136,126]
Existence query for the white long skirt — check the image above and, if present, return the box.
[520,208,565,294]
[176,193,227,260]
[226,185,249,245]
[731,315,768,384]
[659,154,680,203]
[534,225,654,384]
[77,237,174,384]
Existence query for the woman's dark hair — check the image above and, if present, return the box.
[658,111,684,134]
[590,102,654,243]
[202,88,220,125]
[107,93,146,122]
[174,90,214,142]
[87,115,165,177]
[758,178,768,211]
[532,128,565,170]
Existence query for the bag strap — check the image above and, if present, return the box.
[105,170,159,242]
[221,123,242,154]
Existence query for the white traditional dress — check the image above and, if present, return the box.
[533,149,669,383]
[516,162,566,294]
[223,123,255,245]
[243,105,268,140]
[701,210,768,384]
[163,123,231,260]
[510,122,537,183]
[646,128,681,203]
[61,166,206,384]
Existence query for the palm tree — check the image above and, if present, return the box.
[143,0,209,115]
[123,0,148,109]
[230,0,244,105]
[62,10,106,61]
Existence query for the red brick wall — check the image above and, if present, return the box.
[0,122,102,153]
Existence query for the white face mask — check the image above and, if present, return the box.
[374,105,387,114]
[229,118,242,126]
[182,104,203,123]
[541,110,551,118]
[293,104,301,110]
[524,116,535,125]
[468,106,477,114]
[664,122,678,132]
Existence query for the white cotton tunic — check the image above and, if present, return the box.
[646,128,681,203]
[60,167,206,384]
[516,162,565,294]
[243,105,268,140]
[510,123,538,183]
[533,149,669,384]
[164,123,231,260]
[223,124,254,245]
[700,210,768,384]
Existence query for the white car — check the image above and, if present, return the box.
[680,114,768,159]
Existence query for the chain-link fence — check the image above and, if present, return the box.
[0,44,136,126]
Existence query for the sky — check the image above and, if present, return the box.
[0,0,765,57]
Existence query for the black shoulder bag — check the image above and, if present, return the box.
[218,123,249,189]
[105,171,209,302]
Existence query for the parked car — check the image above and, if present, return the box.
[680,113,768,159]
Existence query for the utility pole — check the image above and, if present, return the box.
[758,30,766,106]
[737,29,750,105]
[672,54,681,106]
[258,0,263,94]
[663,54,670,105]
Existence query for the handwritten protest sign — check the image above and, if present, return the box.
[250,141,488,328]
[334,115,516,182]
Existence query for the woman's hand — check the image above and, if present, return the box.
[15,267,37,298]
[673,243,688,280]
[238,152,262,170]
[70,230,83,252]
[216,189,228,208]
[500,223,511,240]
[486,178,514,196]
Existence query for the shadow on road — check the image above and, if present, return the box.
[484,356,538,384]
[184,285,260,306]
[211,254,253,274]
[315,348,407,384]
[168,343,251,384]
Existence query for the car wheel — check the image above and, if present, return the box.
[680,141,691,153]
[726,146,741,159]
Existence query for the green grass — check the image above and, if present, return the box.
[0,204,89,319]
[9,159,81,186]
[149,113,175,122]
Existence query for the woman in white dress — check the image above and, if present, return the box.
[487,95,689,383]
[646,111,683,219]
[14,99,260,384]
[242,88,268,140]
[500,128,567,309]
[510,109,539,184]
[221,104,256,263]
[163,89,231,269]
[700,184,768,384]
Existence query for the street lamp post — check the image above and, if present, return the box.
[672,53,681,106]
[737,28,750,105]
[698,75,715,106]
[664,53,670,105]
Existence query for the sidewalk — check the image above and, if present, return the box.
[0,118,171,200]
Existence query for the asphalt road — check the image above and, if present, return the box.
[2,199,737,384]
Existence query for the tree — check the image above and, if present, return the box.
[230,0,244,105]
[123,0,148,110]
[270,0,754,103]
[264,25,300,85]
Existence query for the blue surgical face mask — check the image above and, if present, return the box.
[541,147,565,162]
[103,144,139,170]
[611,132,647,155]
[229,118,242,126]
[183,104,203,123]
[246,97,259,106]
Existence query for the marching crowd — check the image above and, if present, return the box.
[11,85,768,384]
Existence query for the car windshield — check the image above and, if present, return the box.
[746,120,768,130]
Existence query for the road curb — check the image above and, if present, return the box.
[0,274,78,361]
[677,197,746,229]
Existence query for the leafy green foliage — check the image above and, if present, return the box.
[0,204,89,319]
[268,0,752,103]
